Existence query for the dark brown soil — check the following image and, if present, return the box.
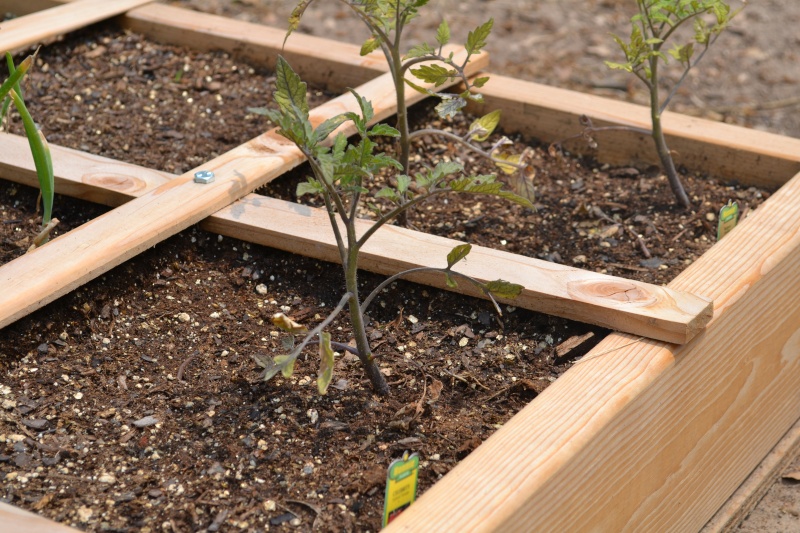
[0,11,777,533]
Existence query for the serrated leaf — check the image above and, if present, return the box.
[404,42,435,60]
[317,331,335,395]
[252,354,283,382]
[484,279,524,299]
[436,19,450,46]
[410,63,457,87]
[360,36,382,56]
[273,56,309,119]
[272,312,308,334]
[435,94,466,119]
[297,179,324,197]
[466,18,493,55]
[446,243,472,268]
[469,109,501,142]
[368,123,400,137]
[432,160,464,181]
[313,114,348,143]
[347,88,374,126]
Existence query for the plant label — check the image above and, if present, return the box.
[717,200,739,241]
[383,451,419,527]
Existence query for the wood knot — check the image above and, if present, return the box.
[566,279,658,307]
[82,173,144,193]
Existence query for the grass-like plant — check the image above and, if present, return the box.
[250,0,534,395]
[606,0,742,209]
[1,50,56,246]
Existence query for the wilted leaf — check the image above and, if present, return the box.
[272,312,308,334]
[274,354,295,378]
[493,151,523,175]
[427,379,443,403]
[435,94,466,119]
[317,331,335,394]
[469,109,501,142]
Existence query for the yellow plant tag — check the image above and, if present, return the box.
[382,451,419,527]
[717,200,739,241]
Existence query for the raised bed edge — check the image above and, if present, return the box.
[0,2,799,531]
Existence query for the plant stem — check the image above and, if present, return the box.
[344,239,389,395]
[648,57,691,209]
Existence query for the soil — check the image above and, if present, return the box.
[0,1,798,532]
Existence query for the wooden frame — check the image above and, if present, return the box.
[1,2,799,531]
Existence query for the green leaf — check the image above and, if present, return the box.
[436,19,450,46]
[471,76,490,88]
[466,18,493,55]
[10,89,54,228]
[396,174,411,194]
[297,179,324,197]
[432,160,464,181]
[360,36,382,56]
[273,56,309,119]
[410,63,457,86]
[403,76,436,97]
[446,243,472,268]
[435,94,466,119]
[313,114,348,143]
[375,187,400,202]
[484,279,524,299]
[404,42,435,60]
[469,109,501,142]
[347,88,374,127]
[368,123,400,137]
[445,273,458,289]
[317,332,335,395]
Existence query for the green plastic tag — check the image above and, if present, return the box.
[717,200,739,241]
[383,451,419,527]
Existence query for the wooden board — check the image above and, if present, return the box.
[467,74,800,190]
[0,0,155,53]
[0,47,486,331]
[386,168,800,531]
[701,416,800,532]
[0,502,81,533]
[0,131,711,344]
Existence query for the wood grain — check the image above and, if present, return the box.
[0,0,155,53]
[467,74,800,189]
[0,47,486,331]
[386,169,800,531]
[0,130,712,344]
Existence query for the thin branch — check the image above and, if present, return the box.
[360,266,503,316]
[283,292,354,366]
[409,128,528,172]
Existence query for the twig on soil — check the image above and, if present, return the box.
[177,351,201,381]
[480,378,538,402]
[442,368,491,391]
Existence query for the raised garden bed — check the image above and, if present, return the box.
[1,2,800,532]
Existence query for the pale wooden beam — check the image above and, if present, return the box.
[0,130,712,344]
[467,74,800,189]
[385,168,800,531]
[0,47,486,331]
[0,502,82,533]
[0,0,156,53]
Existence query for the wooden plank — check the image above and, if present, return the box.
[1,0,388,91]
[702,416,800,533]
[0,502,82,533]
[467,74,800,189]
[0,131,712,344]
[0,48,486,331]
[0,0,156,53]
[386,169,800,531]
